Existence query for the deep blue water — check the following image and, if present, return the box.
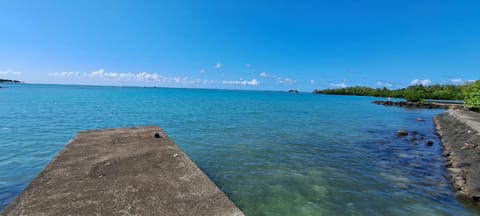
[0,84,478,215]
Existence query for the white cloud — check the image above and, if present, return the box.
[258,72,296,85]
[90,69,105,77]
[410,79,431,86]
[375,81,392,87]
[48,71,80,77]
[275,77,296,85]
[199,69,206,74]
[330,81,347,88]
[215,63,223,69]
[48,68,218,85]
[310,80,315,84]
[0,69,22,75]
[222,79,259,86]
[259,72,270,78]
[450,78,463,83]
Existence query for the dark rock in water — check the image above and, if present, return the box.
[410,137,417,142]
[417,118,425,122]
[426,140,434,146]
[411,131,418,136]
[372,100,461,109]
[154,133,162,138]
[397,130,408,137]
[288,89,299,94]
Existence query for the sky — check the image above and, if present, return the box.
[0,0,479,91]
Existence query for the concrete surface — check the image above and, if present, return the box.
[434,110,480,205]
[449,109,480,134]
[1,126,244,216]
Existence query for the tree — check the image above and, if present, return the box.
[404,91,424,103]
[463,80,480,110]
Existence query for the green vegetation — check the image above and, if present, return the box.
[463,80,480,110]
[313,84,465,102]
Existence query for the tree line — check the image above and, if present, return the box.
[313,81,480,110]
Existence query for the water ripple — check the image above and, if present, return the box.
[0,84,478,215]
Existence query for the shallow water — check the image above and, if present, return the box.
[0,84,478,215]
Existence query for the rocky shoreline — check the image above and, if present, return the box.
[373,100,463,109]
[434,110,480,205]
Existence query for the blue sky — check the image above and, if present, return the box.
[1,0,479,91]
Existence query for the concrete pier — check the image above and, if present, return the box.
[2,126,244,216]
[434,110,480,205]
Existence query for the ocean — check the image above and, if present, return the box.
[0,84,478,215]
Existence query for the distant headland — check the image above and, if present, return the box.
[313,81,480,111]
[0,79,22,83]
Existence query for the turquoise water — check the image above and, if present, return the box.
[0,84,478,215]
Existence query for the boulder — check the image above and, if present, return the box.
[397,130,408,137]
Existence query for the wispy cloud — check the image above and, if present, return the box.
[375,81,392,87]
[0,69,22,75]
[450,78,464,83]
[48,69,218,85]
[410,79,431,86]
[199,69,206,74]
[258,72,296,85]
[222,79,259,86]
[259,72,270,78]
[48,71,80,77]
[215,63,223,69]
[330,81,347,88]
[275,77,296,85]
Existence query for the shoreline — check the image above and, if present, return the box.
[374,100,464,109]
[434,109,480,205]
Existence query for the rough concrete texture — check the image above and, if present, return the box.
[2,126,244,216]
[434,110,480,205]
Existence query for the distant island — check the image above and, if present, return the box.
[0,79,22,83]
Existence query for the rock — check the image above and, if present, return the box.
[397,130,408,137]
[372,100,462,109]
[426,140,434,146]
[411,131,418,136]
[454,177,466,190]
[452,161,471,168]
[456,191,471,201]
[448,167,462,174]
[409,137,417,142]
[154,133,162,138]
[416,118,425,122]
[460,143,477,150]
[288,89,299,94]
